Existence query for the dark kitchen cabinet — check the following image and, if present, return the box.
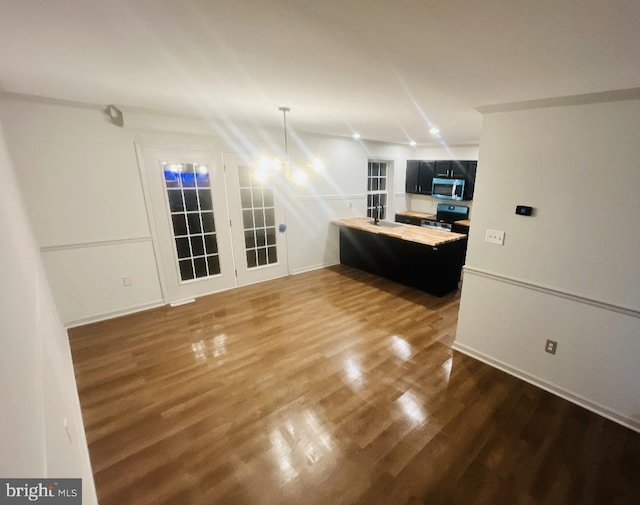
[462,161,477,200]
[434,160,451,178]
[405,160,434,194]
[409,159,477,200]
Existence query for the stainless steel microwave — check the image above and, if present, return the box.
[432,177,465,201]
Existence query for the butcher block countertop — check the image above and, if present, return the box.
[454,219,471,227]
[333,217,466,247]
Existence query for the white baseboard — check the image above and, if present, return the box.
[290,261,339,276]
[452,341,640,433]
[64,300,165,328]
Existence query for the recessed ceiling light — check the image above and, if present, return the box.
[429,126,440,136]
[352,132,361,140]
[409,140,417,146]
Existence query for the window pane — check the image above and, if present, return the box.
[168,190,184,212]
[257,247,267,266]
[179,260,194,281]
[194,257,208,278]
[246,249,257,268]
[380,163,387,177]
[254,209,265,228]
[379,177,386,191]
[240,188,252,208]
[256,229,266,247]
[195,171,209,188]
[183,189,198,212]
[244,230,256,248]
[252,188,264,207]
[238,166,251,187]
[198,189,212,211]
[263,189,274,207]
[187,213,202,234]
[204,233,218,254]
[190,235,205,257]
[180,172,196,188]
[172,214,187,236]
[267,246,277,263]
[207,255,220,275]
[266,227,276,246]
[175,238,190,259]
[164,169,180,187]
[202,212,215,233]
[264,209,275,227]
[242,210,254,229]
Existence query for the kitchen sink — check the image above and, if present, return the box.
[369,220,404,228]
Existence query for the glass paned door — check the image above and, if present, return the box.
[141,147,236,303]
[225,153,289,286]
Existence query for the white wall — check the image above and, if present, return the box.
[0,100,164,325]
[0,122,97,502]
[456,99,640,431]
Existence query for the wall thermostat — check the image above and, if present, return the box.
[516,205,533,216]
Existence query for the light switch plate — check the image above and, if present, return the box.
[485,229,505,245]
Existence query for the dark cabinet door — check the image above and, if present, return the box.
[434,160,451,177]
[463,161,477,200]
[417,161,434,194]
[405,160,420,193]
[406,160,434,194]
[450,160,468,179]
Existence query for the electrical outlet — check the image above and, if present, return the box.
[122,277,132,287]
[545,339,558,355]
[485,229,505,245]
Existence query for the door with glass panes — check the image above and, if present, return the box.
[142,147,236,303]
[224,153,289,286]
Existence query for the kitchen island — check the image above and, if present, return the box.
[333,217,468,296]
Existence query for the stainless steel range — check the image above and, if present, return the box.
[420,203,469,231]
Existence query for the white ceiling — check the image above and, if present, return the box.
[1,0,639,145]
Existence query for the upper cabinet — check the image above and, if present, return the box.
[406,159,477,200]
[405,160,435,195]
[434,160,451,178]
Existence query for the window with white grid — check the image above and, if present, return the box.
[238,165,278,268]
[162,162,221,282]
[367,161,387,219]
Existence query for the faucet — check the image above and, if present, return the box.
[374,203,384,225]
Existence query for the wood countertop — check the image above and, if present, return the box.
[455,219,471,227]
[395,210,436,219]
[333,217,466,247]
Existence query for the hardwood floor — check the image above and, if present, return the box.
[69,265,640,505]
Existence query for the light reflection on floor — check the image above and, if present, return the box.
[190,333,228,363]
[268,409,336,486]
[391,334,413,361]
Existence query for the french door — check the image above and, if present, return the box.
[140,146,288,304]
[224,153,289,286]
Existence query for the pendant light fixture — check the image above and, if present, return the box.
[279,106,292,180]
[254,106,323,184]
